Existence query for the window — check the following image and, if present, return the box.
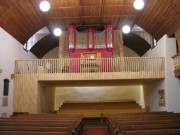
[152,38,157,48]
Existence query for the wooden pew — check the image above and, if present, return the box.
[119,123,180,135]
[107,112,180,135]
[114,119,180,135]
[0,114,83,135]
[57,100,145,117]
[0,131,68,135]
[11,114,83,118]
[122,128,180,135]
[0,122,75,127]
[0,126,72,132]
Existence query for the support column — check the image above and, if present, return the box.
[115,30,124,57]
[59,31,67,58]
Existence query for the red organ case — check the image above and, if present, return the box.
[67,25,114,72]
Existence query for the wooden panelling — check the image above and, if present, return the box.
[38,82,55,113]
[0,0,18,17]
[14,74,38,113]
[137,0,180,40]
[0,0,45,44]
[0,0,180,57]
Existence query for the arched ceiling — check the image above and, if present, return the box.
[123,33,151,56]
[30,34,59,58]
[0,0,180,57]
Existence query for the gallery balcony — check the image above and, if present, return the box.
[14,57,165,81]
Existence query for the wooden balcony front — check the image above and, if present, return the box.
[15,57,165,80]
[172,54,180,76]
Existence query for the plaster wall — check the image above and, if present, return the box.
[143,36,180,112]
[55,86,144,111]
[0,28,37,117]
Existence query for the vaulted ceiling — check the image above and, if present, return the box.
[0,0,180,58]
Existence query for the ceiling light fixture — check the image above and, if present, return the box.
[39,1,50,12]
[53,28,62,36]
[134,0,144,10]
[122,25,131,34]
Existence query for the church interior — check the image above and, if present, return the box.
[0,0,180,134]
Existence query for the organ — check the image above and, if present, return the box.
[67,25,114,72]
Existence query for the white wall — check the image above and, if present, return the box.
[0,27,37,117]
[55,86,144,110]
[165,37,180,112]
[143,80,166,111]
[143,35,180,112]
[143,36,166,57]
[143,36,166,111]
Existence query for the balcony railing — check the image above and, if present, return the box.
[15,57,165,80]
[172,54,180,76]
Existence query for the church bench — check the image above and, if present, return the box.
[109,112,180,118]
[58,100,145,117]
[0,119,78,123]
[108,113,180,126]
[107,112,177,120]
[0,121,82,134]
[0,122,78,134]
[112,118,180,133]
[0,126,73,132]
[109,114,180,121]
[4,114,82,121]
[11,114,83,118]
[121,128,180,135]
[0,119,81,130]
[7,117,80,121]
[0,131,69,135]
[107,112,180,135]
[110,116,180,126]
[118,123,180,135]
[107,110,175,115]
[58,109,145,117]
[0,122,76,127]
